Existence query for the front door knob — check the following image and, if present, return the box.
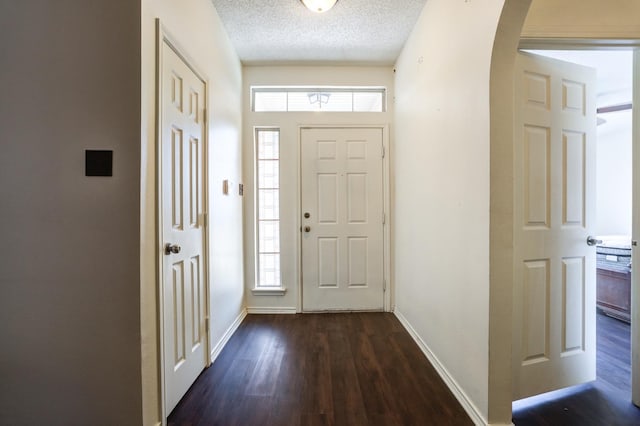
[165,243,181,255]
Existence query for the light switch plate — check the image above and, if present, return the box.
[85,150,113,176]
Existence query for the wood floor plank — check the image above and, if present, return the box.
[327,325,369,426]
[301,330,334,419]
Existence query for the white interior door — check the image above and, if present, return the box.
[301,127,384,311]
[513,52,597,400]
[161,41,207,413]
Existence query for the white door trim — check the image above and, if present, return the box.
[520,38,640,50]
[296,124,392,313]
[632,48,640,406]
[155,19,211,423]
[514,39,640,407]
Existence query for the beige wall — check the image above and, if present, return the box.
[0,1,142,425]
[522,0,640,39]
[393,0,506,422]
[141,0,244,423]
[242,66,394,312]
[489,2,533,423]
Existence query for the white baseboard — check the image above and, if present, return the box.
[210,308,247,363]
[246,307,297,314]
[394,309,488,426]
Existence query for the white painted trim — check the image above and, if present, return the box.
[394,309,488,426]
[519,38,640,50]
[154,20,167,426]
[381,124,392,312]
[296,124,303,313]
[251,287,287,296]
[210,308,247,363]
[632,48,640,407]
[246,307,297,314]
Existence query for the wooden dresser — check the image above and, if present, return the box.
[596,241,632,323]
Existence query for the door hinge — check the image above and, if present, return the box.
[203,212,208,227]
[382,212,386,225]
[203,108,207,122]
[383,279,387,292]
[382,145,386,159]
[205,317,210,333]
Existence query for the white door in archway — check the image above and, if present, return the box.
[513,52,597,399]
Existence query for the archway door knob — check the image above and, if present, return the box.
[586,236,602,246]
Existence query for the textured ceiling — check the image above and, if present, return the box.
[210,0,427,64]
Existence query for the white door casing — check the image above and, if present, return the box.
[632,49,640,407]
[160,39,208,413]
[301,127,385,311]
[513,52,597,400]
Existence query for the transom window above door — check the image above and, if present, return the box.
[251,86,386,112]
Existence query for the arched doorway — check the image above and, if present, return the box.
[489,1,640,423]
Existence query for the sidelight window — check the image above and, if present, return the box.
[255,129,281,288]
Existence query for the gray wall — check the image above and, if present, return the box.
[0,2,142,424]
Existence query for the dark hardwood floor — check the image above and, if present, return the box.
[168,311,640,425]
[513,311,640,425]
[168,313,473,426]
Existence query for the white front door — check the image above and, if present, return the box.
[160,40,207,413]
[512,52,597,400]
[301,127,384,311]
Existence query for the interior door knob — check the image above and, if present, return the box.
[165,243,181,255]
[586,236,602,246]
[304,226,311,233]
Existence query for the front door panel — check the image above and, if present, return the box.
[301,128,384,311]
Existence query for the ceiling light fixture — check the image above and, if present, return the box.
[301,0,338,13]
